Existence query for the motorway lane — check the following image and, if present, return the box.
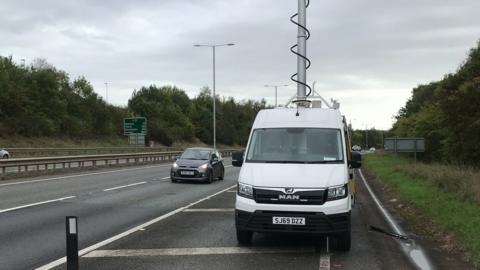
[0,159,240,270]
[53,171,426,270]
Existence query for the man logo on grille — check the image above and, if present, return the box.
[284,188,295,194]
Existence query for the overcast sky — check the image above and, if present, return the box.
[2,0,480,129]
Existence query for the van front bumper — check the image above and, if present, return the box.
[235,209,350,234]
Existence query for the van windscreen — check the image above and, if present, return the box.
[245,128,344,164]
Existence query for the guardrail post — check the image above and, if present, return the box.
[66,216,79,270]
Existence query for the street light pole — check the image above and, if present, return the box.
[264,84,288,107]
[194,43,235,151]
[104,82,109,103]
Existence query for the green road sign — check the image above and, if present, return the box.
[123,117,147,135]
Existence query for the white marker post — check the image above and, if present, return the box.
[66,216,79,270]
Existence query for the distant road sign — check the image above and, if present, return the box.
[384,137,425,153]
[124,117,146,135]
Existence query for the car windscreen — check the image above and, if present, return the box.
[246,128,344,163]
[180,149,211,160]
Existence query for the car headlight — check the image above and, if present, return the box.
[238,182,254,199]
[326,184,348,201]
[172,162,178,169]
[198,163,208,172]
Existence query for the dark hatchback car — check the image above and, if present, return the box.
[170,147,225,183]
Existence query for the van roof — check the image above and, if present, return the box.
[252,108,344,129]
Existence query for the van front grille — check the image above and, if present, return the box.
[254,188,326,205]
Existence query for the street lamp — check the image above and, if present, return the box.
[104,82,109,103]
[193,43,235,150]
[264,84,288,107]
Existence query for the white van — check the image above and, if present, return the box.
[232,107,361,250]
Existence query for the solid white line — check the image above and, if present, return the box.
[84,246,315,257]
[319,253,330,270]
[226,190,237,193]
[358,169,404,235]
[0,196,76,214]
[36,184,237,270]
[0,164,170,187]
[161,176,170,179]
[103,181,147,192]
[183,208,234,212]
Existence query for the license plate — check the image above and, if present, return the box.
[180,171,194,175]
[272,216,305,225]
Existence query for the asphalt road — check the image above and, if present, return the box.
[0,159,239,270]
[3,159,464,270]
[55,171,420,270]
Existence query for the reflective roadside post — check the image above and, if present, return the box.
[66,216,78,270]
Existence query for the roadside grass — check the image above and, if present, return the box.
[364,153,480,267]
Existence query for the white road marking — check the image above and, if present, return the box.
[0,165,170,187]
[103,181,147,192]
[84,246,315,257]
[161,176,170,179]
[183,208,234,212]
[0,196,76,214]
[358,170,404,235]
[319,253,330,270]
[226,190,237,193]
[36,184,237,270]
[358,169,433,270]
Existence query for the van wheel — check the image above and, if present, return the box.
[236,229,252,245]
[2,154,8,159]
[334,230,351,251]
[171,178,178,183]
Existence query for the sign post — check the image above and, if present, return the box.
[123,117,147,146]
[384,137,425,162]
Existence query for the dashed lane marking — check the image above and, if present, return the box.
[103,181,147,192]
[183,208,234,212]
[84,246,315,257]
[161,176,170,179]
[0,165,170,187]
[0,196,76,214]
[36,184,237,270]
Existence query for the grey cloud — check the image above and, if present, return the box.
[1,0,479,129]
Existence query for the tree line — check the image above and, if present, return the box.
[0,56,266,146]
[391,41,480,165]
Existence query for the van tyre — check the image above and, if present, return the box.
[236,229,252,245]
[334,230,351,251]
[219,168,224,180]
[171,178,178,183]
[2,154,8,159]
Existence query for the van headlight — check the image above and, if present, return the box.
[326,184,348,201]
[198,163,208,172]
[238,183,254,199]
[172,162,178,170]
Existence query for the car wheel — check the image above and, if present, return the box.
[236,228,253,245]
[207,171,213,184]
[219,168,224,180]
[171,177,178,183]
[333,230,351,251]
[2,154,8,159]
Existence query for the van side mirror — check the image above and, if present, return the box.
[349,151,362,168]
[232,150,244,167]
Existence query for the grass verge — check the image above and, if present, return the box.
[365,153,480,268]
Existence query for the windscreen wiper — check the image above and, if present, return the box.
[306,160,343,164]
